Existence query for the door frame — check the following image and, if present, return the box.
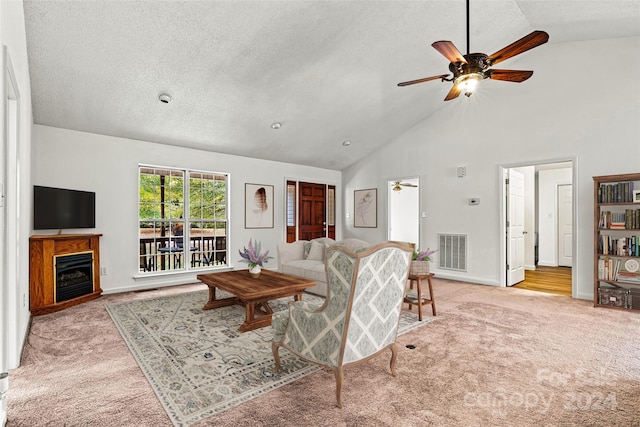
[498,158,578,298]
[2,46,21,375]
[284,178,338,242]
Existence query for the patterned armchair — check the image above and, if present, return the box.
[271,242,412,407]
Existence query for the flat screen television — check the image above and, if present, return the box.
[33,185,96,230]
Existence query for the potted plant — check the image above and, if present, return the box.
[238,239,274,277]
[410,248,437,275]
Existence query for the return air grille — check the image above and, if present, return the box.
[438,233,467,272]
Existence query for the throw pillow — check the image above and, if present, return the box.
[306,241,325,261]
[303,242,312,259]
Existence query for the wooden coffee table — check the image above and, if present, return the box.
[196,269,316,332]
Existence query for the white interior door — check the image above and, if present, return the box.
[507,169,525,286]
[558,184,573,267]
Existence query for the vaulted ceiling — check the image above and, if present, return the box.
[23,1,640,170]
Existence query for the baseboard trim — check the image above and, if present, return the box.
[537,262,558,267]
[103,280,203,295]
[431,271,499,287]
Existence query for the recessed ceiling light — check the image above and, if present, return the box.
[158,94,172,104]
[342,140,351,146]
[271,122,281,129]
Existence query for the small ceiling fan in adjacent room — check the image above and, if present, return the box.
[392,181,418,191]
[397,0,549,101]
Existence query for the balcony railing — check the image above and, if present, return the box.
[139,235,226,272]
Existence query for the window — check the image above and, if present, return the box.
[287,183,296,227]
[327,186,335,227]
[138,165,228,273]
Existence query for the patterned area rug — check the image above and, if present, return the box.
[106,289,433,426]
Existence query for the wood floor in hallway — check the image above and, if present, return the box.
[513,265,572,296]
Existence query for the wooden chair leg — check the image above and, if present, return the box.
[335,367,344,408]
[389,343,398,377]
[272,342,281,372]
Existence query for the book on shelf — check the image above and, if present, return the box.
[598,181,634,203]
[617,271,640,283]
[600,210,640,229]
[599,235,639,256]
[598,258,640,282]
[598,257,621,281]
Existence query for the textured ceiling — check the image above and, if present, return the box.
[23,1,640,170]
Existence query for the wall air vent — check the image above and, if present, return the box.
[438,233,467,272]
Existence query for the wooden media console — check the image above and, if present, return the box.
[29,234,102,315]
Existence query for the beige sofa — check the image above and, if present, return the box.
[277,237,370,296]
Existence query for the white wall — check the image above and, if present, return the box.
[342,36,640,299]
[31,125,341,293]
[1,0,33,374]
[537,168,573,266]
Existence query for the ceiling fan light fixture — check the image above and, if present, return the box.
[455,73,483,97]
[396,0,548,101]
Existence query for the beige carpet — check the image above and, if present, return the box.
[7,279,640,426]
[104,289,430,426]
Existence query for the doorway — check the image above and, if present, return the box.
[388,177,419,247]
[501,161,575,296]
[286,181,335,242]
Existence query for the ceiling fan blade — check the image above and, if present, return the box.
[397,74,450,87]
[487,31,549,66]
[432,41,467,64]
[487,69,534,82]
[444,84,462,101]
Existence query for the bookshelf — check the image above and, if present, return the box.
[593,173,640,311]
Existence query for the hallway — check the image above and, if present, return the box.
[513,266,572,296]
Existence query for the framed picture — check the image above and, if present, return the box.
[354,188,377,228]
[633,190,640,203]
[245,183,274,228]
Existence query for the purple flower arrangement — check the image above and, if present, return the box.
[412,248,437,262]
[238,239,273,268]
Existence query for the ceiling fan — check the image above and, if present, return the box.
[392,181,418,191]
[397,0,549,101]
